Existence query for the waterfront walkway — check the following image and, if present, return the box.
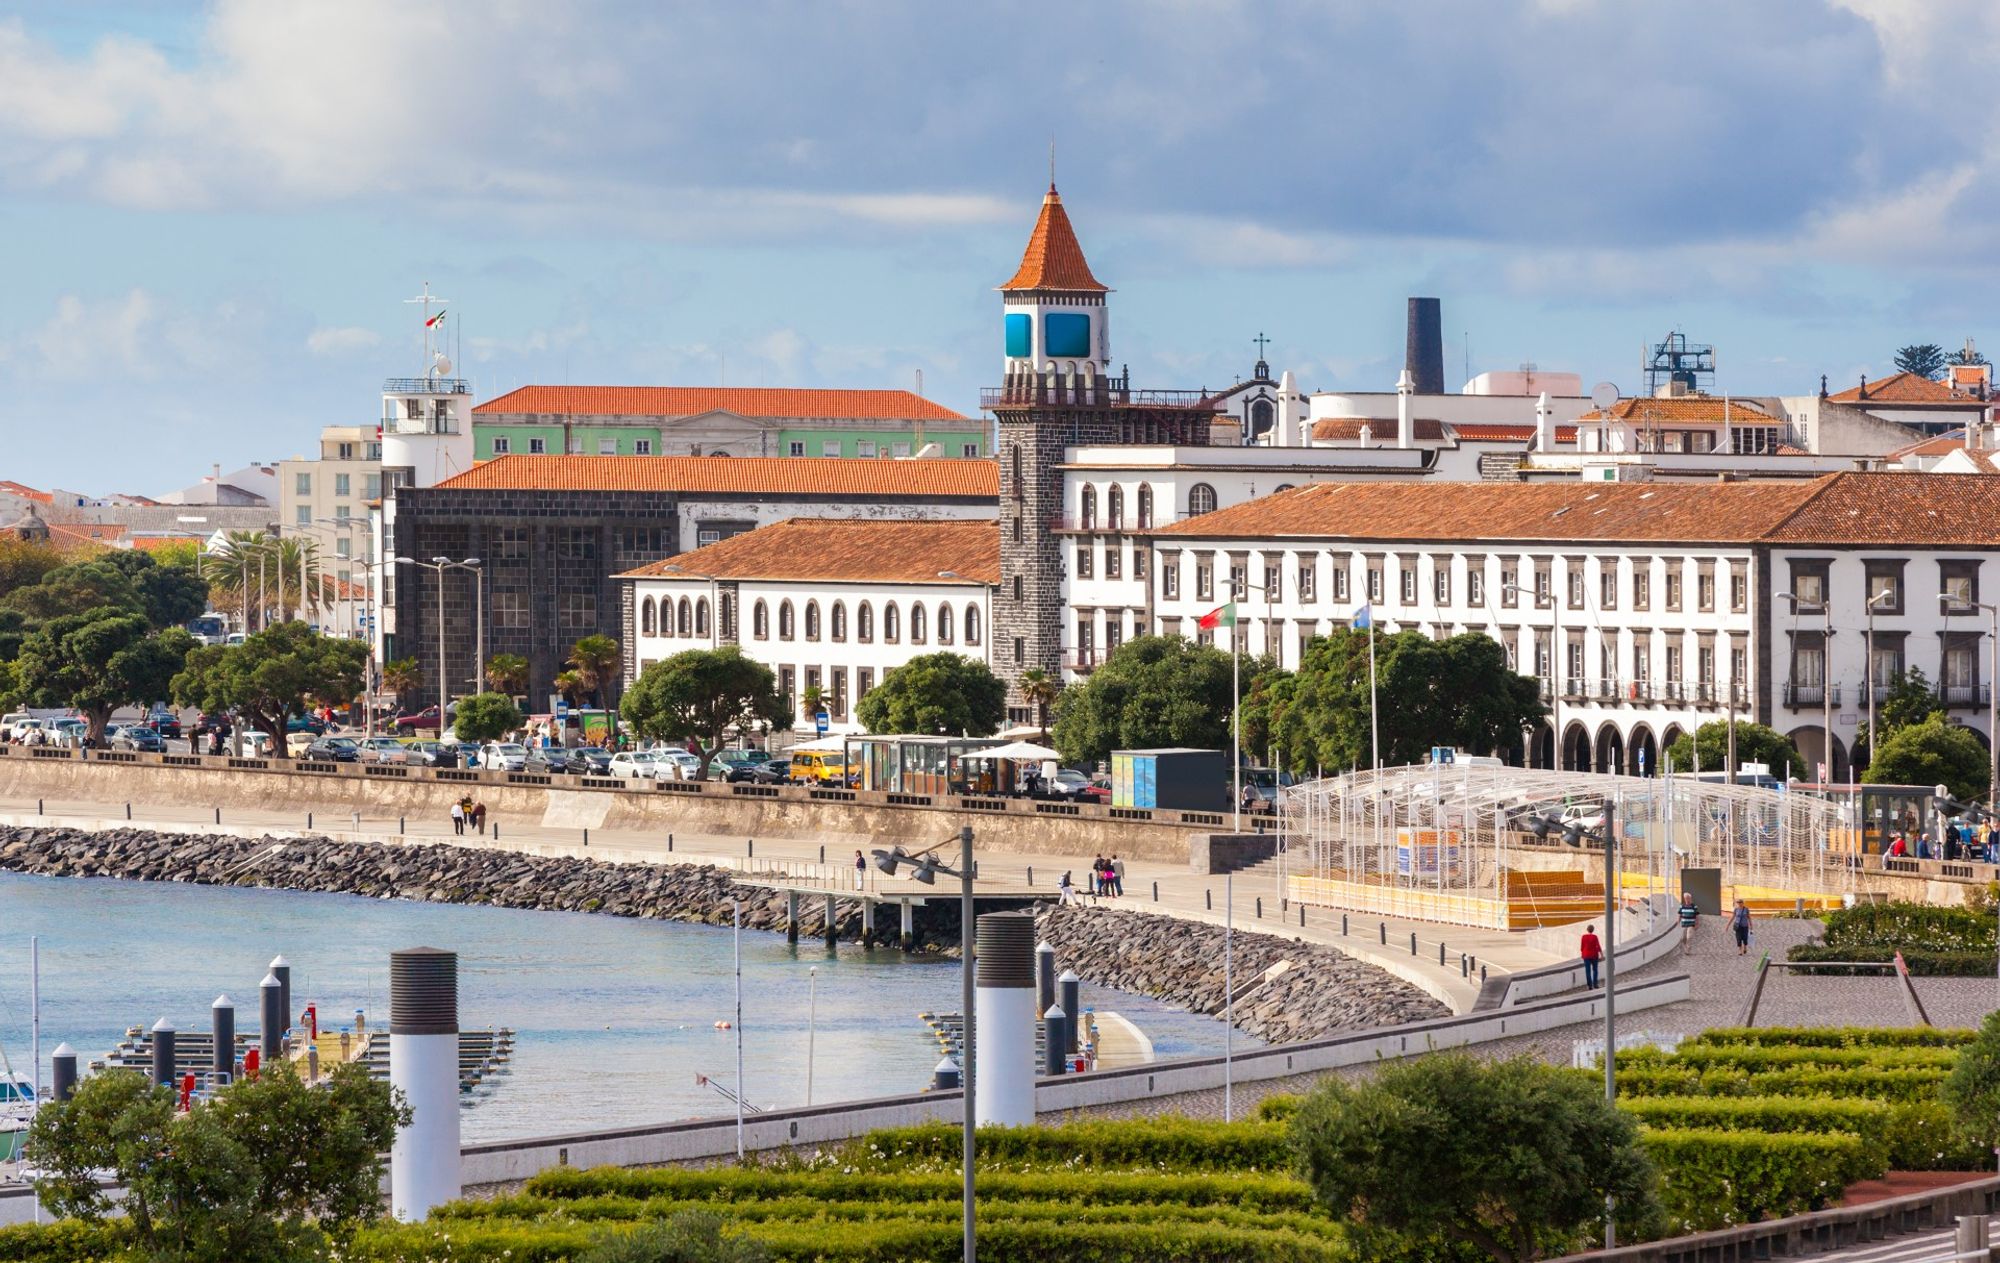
[0,791,1563,1012]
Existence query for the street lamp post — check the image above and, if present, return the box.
[394,556,482,711]
[1502,581,1561,769]
[1938,594,1999,808]
[1775,592,1836,783]
[1863,590,1895,773]
[873,827,978,1263]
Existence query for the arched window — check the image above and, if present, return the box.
[1138,484,1154,528]
[1081,485,1097,529]
[779,600,795,640]
[831,601,847,642]
[695,598,710,637]
[936,603,954,645]
[884,602,900,643]
[911,603,927,644]
[1187,483,1218,516]
[641,596,656,636]
[805,600,821,641]
[1108,485,1124,529]
[858,601,874,642]
[753,599,769,640]
[677,597,692,636]
[964,604,981,645]
[719,594,734,639]
[1249,398,1275,438]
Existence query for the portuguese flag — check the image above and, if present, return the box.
[425,309,448,328]
[1196,602,1236,630]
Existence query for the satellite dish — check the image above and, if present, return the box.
[1589,381,1620,410]
[431,352,453,377]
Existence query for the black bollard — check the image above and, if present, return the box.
[1027,865,1034,887]
[668,834,674,852]
[37,799,43,815]
[1299,905,1305,927]
[1043,1004,1068,1076]
[126,803,131,820]
[819,845,824,863]
[1205,889,1212,910]
[582,828,589,847]
[748,839,754,857]
[307,812,313,830]
[1379,922,1386,944]
[1409,932,1417,956]
[1342,913,1348,935]
[400,816,405,835]
[1256,897,1262,919]
[215,807,221,824]
[1152,881,1159,902]
[1439,942,1446,965]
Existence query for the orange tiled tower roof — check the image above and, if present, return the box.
[998,185,1108,292]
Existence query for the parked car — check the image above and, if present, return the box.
[400,740,447,767]
[239,730,272,756]
[0,712,37,742]
[653,750,702,781]
[479,742,529,771]
[607,751,659,779]
[1035,768,1092,801]
[146,707,182,740]
[789,751,849,785]
[47,719,88,748]
[565,746,613,775]
[304,736,360,762]
[727,758,785,784]
[110,725,164,753]
[284,731,317,757]
[1077,777,1113,806]
[355,736,409,764]
[394,707,442,730]
[523,746,570,774]
[285,714,327,735]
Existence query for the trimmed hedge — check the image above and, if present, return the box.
[0,1221,131,1263]
[853,1119,1294,1171]
[1642,1128,1878,1233]
[1257,1094,1305,1123]
[1786,945,1998,976]
[1788,902,1998,975]
[1620,1044,1957,1072]
[1621,1095,1890,1144]
[1684,1026,1974,1049]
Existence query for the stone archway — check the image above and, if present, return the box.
[1594,724,1626,776]
[1628,724,1659,778]
[1788,725,1853,783]
[1660,725,1686,774]
[1528,723,1557,770]
[1562,721,1592,772]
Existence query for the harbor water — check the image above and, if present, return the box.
[0,872,1252,1141]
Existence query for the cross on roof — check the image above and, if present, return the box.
[1253,331,1270,358]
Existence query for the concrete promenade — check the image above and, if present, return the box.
[0,789,1562,1012]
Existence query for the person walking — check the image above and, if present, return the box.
[1089,855,1105,898]
[449,800,464,836]
[1578,923,1602,990]
[1058,870,1075,906]
[853,849,866,891]
[1730,899,1752,955]
[1677,891,1699,955]
[1110,854,1126,897]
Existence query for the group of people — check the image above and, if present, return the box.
[449,797,488,836]
[1577,892,1756,988]
[1057,855,1125,904]
[1886,817,1997,862]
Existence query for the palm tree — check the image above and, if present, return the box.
[554,669,589,706]
[485,653,529,698]
[1020,668,1061,739]
[799,684,826,722]
[199,532,324,629]
[566,635,621,706]
[381,657,421,700]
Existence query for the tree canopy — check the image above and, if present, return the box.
[12,607,193,743]
[622,646,789,779]
[28,1059,405,1263]
[485,652,530,696]
[1051,635,1240,765]
[454,692,523,744]
[856,651,1007,737]
[1290,1052,1660,1263]
[172,622,367,758]
[1894,343,1948,379]
[1272,630,1544,772]
[1864,714,1991,802]
[1944,1010,2000,1157]
[1662,720,1806,780]
[0,549,208,646]
[567,634,621,706]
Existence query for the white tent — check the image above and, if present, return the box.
[977,741,1062,762]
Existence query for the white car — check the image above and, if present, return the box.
[607,751,659,779]
[479,742,529,771]
[653,750,702,781]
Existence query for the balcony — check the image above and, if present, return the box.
[383,376,471,396]
[1050,516,1129,534]
[1784,682,1826,707]
[1944,684,1993,707]
[1064,650,1101,674]
[1562,676,1587,700]
[981,374,1219,412]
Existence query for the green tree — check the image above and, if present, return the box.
[485,652,530,696]
[622,646,789,779]
[1944,1010,2000,1156]
[1051,635,1236,765]
[1894,343,1948,379]
[172,622,367,759]
[1662,719,1805,779]
[1274,630,1544,772]
[856,651,1007,737]
[1,560,140,623]
[0,536,65,600]
[133,559,211,629]
[568,634,622,706]
[13,608,194,744]
[1864,714,1991,802]
[380,657,421,700]
[1877,666,1944,737]
[1018,667,1062,739]
[454,692,524,744]
[580,1211,771,1263]
[1290,1053,1660,1263]
[1237,666,1297,767]
[27,1059,405,1263]
[1949,341,1992,370]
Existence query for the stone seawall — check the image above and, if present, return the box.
[0,827,1446,1041]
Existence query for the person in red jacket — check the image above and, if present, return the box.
[1579,924,1603,990]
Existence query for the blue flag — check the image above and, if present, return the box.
[1350,604,1372,630]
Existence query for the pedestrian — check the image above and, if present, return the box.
[471,801,487,833]
[1110,854,1125,896]
[1578,923,1602,989]
[1089,855,1105,897]
[1887,833,1907,858]
[449,800,464,836]
[853,849,866,891]
[1677,892,1698,955]
[1730,899,1752,956]
[1059,870,1075,906]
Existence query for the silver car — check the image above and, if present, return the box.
[479,742,529,771]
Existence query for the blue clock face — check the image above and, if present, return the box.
[1005,313,1031,358]
[1045,313,1090,358]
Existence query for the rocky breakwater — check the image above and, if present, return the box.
[1034,905,1449,1044]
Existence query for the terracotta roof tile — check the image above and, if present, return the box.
[130,535,205,552]
[1577,395,1778,424]
[0,481,52,503]
[1156,472,2000,547]
[1826,371,1979,405]
[1889,429,1972,459]
[472,385,965,421]
[1311,418,1450,443]
[432,454,998,498]
[998,186,1108,292]
[618,518,998,585]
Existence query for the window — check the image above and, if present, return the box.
[1400,567,1417,604]
[1598,568,1616,610]
[1467,568,1484,605]
[295,472,311,496]
[1076,544,1093,579]
[697,599,713,637]
[1697,644,1716,684]
[1229,559,1247,599]
[830,668,847,720]
[1108,485,1124,529]
[805,600,821,641]
[1666,644,1683,685]
[1870,640,1905,687]
[1731,643,1747,686]
[335,537,351,559]
[1433,564,1450,605]
[779,601,795,640]
[1567,567,1585,610]
[1299,560,1318,603]
[1081,485,1097,529]
[561,592,596,629]
[677,598,691,636]
[1500,561,1519,604]
[788,441,806,457]
[821,440,842,457]
[891,442,910,457]
[804,667,820,715]
[337,442,354,460]
[857,601,873,642]
[1137,485,1154,528]
[528,437,547,454]
[295,505,311,525]
[641,597,656,636]
[1012,575,1022,601]
[1265,564,1281,604]
[1013,637,1023,665]
[1162,558,1181,600]
[911,603,927,643]
[334,473,350,497]
[780,667,795,713]
[753,600,769,640]
[858,667,874,700]
[1945,636,1978,700]
[856,440,876,458]
[1729,568,1746,612]
[493,591,527,628]
[1195,560,1213,602]
[1633,569,1650,610]
[1789,564,1826,611]
[1941,562,1978,612]
[635,439,653,456]
[831,601,846,642]
[1865,561,1905,615]
[1791,638,1825,690]
[1333,565,1350,603]
[1367,563,1383,603]
[937,603,954,644]
[1533,560,1552,607]
[334,504,352,521]
[1665,570,1683,612]
[884,603,900,643]
[1187,483,1218,516]
[1698,569,1716,612]
[365,474,381,499]
[1105,545,1121,580]
[557,529,597,563]
[964,605,981,645]
[961,443,979,458]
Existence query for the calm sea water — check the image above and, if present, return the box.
[0,873,1246,1142]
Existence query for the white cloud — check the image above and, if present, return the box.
[305,326,382,356]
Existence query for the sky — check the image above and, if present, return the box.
[2,0,1997,493]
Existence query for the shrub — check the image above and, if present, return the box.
[1620,1095,1890,1145]
[579,1210,770,1263]
[1785,945,1998,976]
[854,1119,1293,1171]
[1626,1044,1956,1072]
[1685,1026,1973,1049]
[0,1220,131,1263]
[1944,1010,2000,1157]
[1257,1094,1305,1123]
[1788,902,1997,975]
[1642,1128,1877,1232]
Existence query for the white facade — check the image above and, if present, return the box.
[628,576,993,737]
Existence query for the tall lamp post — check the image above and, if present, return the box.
[873,826,977,1263]
[1938,593,2000,807]
[1775,592,1836,783]
[1863,590,1895,774]
[394,556,482,711]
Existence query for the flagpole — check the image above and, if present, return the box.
[1368,618,1380,772]
[1232,598,1242,832]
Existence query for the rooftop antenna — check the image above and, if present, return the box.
[1049,136,1056,189]
[403,282,451,375]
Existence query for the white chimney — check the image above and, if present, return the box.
[1396,368,1415,450]
[1534,391,1551,453]
[1278,370,1299,447]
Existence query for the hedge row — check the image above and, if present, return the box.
[1620,1095,1890,1143]
[1612,1063,1949,1104]
[1683,1026,1974,1049]
[853,1119,1292,1171]
[0,1221,129,1263]
[1642,1128,1878,1234]
[1783,946,1998,976]
[1619,1043,1957,1072]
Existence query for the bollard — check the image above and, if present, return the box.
[1461,953,1468,978]
[1042,1004,1068,1077]
[126,802,131,820]
[1027,865,1034,887]
[400,816,405,835]
[36,799,42,815]
[307,812,313,830]
[668,834,674,852]
[1379,921,1386,945]
[1205,889,1212,910]
[493,824,500,842]
[1439,942,1446,966]
[1152,881,1159,902]
[1409,932,1417,956]
[1255,897,1262,918]
[1299,905,1305,927]
[818,845,825,863]
[1481,965,1488,983]
[748,839,754,857]
[582,828,589,847]
[1342,913,1348,936]
[215,807,220,824]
